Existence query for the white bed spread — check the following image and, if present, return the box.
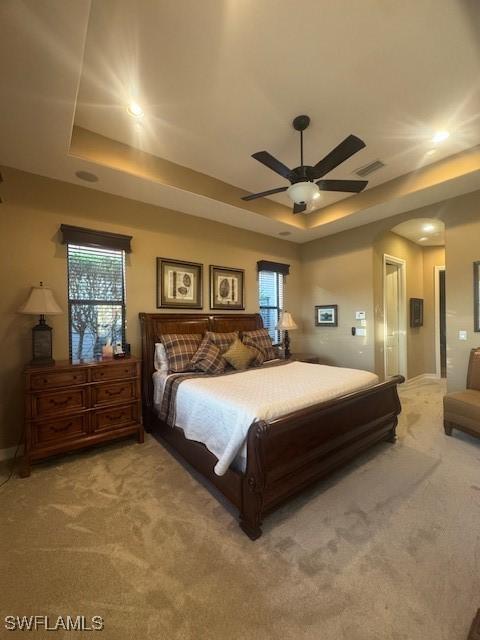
[153,362,378,476]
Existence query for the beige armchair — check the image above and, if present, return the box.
[444,348,480,439]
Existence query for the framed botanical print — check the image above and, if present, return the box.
[156,258,203,309]
[315,304,338,327]
[209,265,245,310]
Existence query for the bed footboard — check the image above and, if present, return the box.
[240,375,403,540]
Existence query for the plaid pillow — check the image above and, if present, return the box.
[161,333,203,373]
[204,331,239,354]
[242,328,276,362]
[191,338,225,374]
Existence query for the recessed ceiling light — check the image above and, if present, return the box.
[75,170,98,183]
[418,237,428,242]
[422,223,435,232]
[425,149,437,156]
[432,130,449,144]
[127,101,144,118]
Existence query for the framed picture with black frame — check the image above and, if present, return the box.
[474,261,480,332]
[315,305,338,327]
[156,257,203,309]
[209,265,245,310]
[410,298,424,328]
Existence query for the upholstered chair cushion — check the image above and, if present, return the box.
[161,333,203,373]
[443,390,480,436]
[191,338,225,375]
[223,338,257,370]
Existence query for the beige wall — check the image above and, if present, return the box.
[300,225,375,371]
[0,167,302,449]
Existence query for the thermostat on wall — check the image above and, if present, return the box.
[355,311,366,320]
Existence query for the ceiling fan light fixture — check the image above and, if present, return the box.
[287,181,319,205]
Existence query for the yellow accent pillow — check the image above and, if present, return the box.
[223,338,257,370]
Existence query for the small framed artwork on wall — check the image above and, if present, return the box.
[410,298,424,328]
[209,265,245,310]
[156,258,203,309]
[315,305,338,327]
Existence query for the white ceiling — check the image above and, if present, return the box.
[75,0,480,210]
[391,218,445,246]
[0,0,480,242]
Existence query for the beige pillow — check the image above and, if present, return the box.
[223,338,257,371]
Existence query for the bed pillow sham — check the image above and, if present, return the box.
[154,343,169,373]
[191,337,225,374]
[161,333,203,373]
[223,338,257,371]
[242,328,277,362]
[204,331,239,354]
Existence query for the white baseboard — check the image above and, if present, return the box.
[403,373,440,388]
[0,445,23,462]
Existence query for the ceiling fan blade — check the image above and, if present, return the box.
[316,179,368,193]
[293,202,306,214]
[311,135,366,179]
[241,186,288,201]
[252,151,293,180]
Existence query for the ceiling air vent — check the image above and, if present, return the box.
[355,159,385,178]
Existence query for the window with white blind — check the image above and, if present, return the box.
[67,244,126,361]
[258,270,284,345]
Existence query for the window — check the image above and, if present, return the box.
[67,245,126,360]
[259,270,284,344]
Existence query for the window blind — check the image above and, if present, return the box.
[258,270,284,345]
[67,244,126,361]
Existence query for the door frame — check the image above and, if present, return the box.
[383,254,407,379]
[434,265,446,378]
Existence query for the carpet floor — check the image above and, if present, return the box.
[0,379,479,640]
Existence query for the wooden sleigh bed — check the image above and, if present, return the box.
[139,312,404,540]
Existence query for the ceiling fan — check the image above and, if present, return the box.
[242,115,368,214]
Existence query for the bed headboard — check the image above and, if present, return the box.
[138,312,263,426]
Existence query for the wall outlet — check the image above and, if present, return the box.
[459,330,468,341]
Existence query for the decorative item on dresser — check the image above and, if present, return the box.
[18,282,63,365]
[276,311,298,358]
[22,356,143,477]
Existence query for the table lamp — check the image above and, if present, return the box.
[276,311,298,359]
[19,282,63,365]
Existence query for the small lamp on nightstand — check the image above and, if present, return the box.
[276,311,298,359]
[19,282,63,365]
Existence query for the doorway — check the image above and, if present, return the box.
[435,266,446,378]
[383,254,407,379]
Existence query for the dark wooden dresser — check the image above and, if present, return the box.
[22,357,143,477]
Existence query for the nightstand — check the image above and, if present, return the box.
[287,353,320,364]
[22,356,143,477]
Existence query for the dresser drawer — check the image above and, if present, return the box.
[92,403,140,433]
[91,363,137,382]
[91,381,136,407]
[30,369,87,390]
[32,414,89,446]
[33,388,88,417]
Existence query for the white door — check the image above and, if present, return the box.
[385,262,401,377]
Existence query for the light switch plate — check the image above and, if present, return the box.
[356,327,366,337]
[459,330,467,341]
[356,311,366,320]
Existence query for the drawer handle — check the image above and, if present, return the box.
[49,397,71,406]
[106,388,124,396]
[51,422,73,433]
[107,412,124,421]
